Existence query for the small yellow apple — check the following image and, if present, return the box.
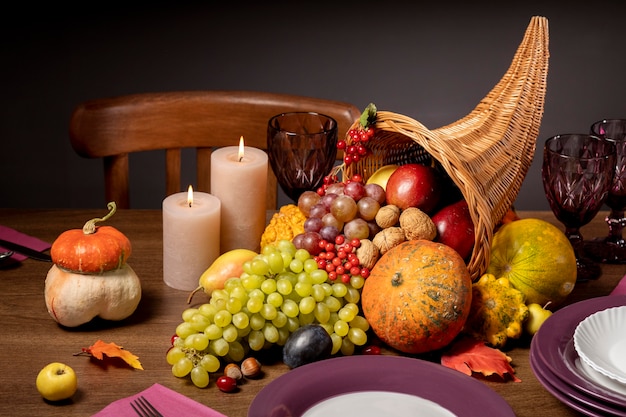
[36,362,77,401]
[366,164,398,190]
[525,303,553,335]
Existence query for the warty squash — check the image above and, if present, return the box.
[361,239,472,354]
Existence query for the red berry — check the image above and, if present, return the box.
[335,265,345,275]
[337,140,346,149]
[341,274,351,284]
[360,268,370,278]
[362,345,381,355]
[335,235,345,245]
[170,334,179,345]
[216,375,238,392]
[350,238,361,248]
[350,266,361,276]
[328,271,337,281]
[344,155,352,165]
[351,174,363,183]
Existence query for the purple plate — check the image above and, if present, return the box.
[530,350,626,416]
[248,355,515,417]
[531,295,626,407]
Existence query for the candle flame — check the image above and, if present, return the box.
[187,185,193,207]
[238,136,245,162]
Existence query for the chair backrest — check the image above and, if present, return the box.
[69,90,361,209]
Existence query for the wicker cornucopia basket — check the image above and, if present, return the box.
[340,16,550,280]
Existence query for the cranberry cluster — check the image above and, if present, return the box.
[313,235,370,283]
[337,127,375,166]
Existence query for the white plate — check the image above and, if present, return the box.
[574,306,626,384]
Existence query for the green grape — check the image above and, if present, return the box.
[232,311,250,329]
[222,324,239,343]
[191,366,210,388]
[200,353,220,373]
[214,310,232,327]
[347,327,368,346]
[277,327,290,345]
[226,297,242,314]
[303,258,319,273]
[294,281,312,297]
[276,239,297,256]
[237,326,251,338]
[190,313,211,332]
[205,323,223,340]
[276,278,293,295]
[349,315,370,331]
[289,258,304,273]
[267,251,284,274]
[166,346,185,365]
[266,292,284,308]
[271,311,288,328]
[173,336,185,348]
[242,260,254,275]
[281,299,299,318]
[321,283,333,297]
[172,357,193,377]
[324,296,342,312]
[229,286,248,303]
[187,333,209,351]
[241,274,264,290]
[198,303,218,321]
[182,308,199,322]
[310,269,328,285]
[211,338,230,356]
[248,288,265,301]
[311,284,326,302]
[260,303,278,320]
[350,275,365,289]
[261,279,277,294]
[280,251,293,267]
[246,297,263,313]
[338,303,358,322]
[250,258,270,275]
[249,313,266,330]
[262,323,279,343]
[212,289,229,301]
[211,297,227,311]
[248,330,265,351]
[330,333,343,355]
[176,322,196,339]
[319,322,334,335]
[341,336,355,356]
[286,317,300,333]
[344,286,360,304]
[262,243,279,255]
[299,311,315,326]
[298,296,316,315]
[227,340,245,362]
[332,282,348,298]
[294,248,310,262]
[334,319,349,337]
[314,302,330,324]
[224,277,243,292]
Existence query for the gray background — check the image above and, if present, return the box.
[2,1,624,210]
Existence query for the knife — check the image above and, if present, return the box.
[0,239,52,262]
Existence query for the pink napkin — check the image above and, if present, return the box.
[0,225,51,265]
[610,274,626,296]
[92,383,229,417]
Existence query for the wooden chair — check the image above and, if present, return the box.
[69,91,361,209]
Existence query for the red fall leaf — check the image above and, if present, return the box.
[81,340,144,370]
[441,337,521,382]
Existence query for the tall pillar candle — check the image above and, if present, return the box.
[163,186,221,291]
[211,138,268,252]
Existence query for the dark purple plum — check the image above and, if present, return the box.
[282,324,332,369]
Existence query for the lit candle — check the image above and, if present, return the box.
[211,137,268,252]
[162,185,221,291]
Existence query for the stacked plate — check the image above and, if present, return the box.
[530,295,626,416]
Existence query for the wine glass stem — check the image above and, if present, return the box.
[565,226,584,255]
[606,209,626,245]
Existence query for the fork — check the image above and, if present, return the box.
[130,395,164,417]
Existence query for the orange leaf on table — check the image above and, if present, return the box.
[441,337,520,382]
[81,340,144,370]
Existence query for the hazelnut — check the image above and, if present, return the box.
[400,207,437,241]
[241,357,262,378]
[356,239,379,270]
[372,227,406,254]
[375,205,400,228]
[224,363,243,381]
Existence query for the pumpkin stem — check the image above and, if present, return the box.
[391,272,403,287]
[82,202,117,235]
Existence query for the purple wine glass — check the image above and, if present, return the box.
[584,119,626,264]
[542,134,616,281]
[267,112,338,203]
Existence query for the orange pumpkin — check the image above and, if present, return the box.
[361,240,472,354]
[51,202,131,273]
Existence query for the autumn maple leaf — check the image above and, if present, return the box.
[440,336,520,382]
[80,340,144,370]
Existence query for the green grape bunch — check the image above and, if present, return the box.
[167,239,370,388]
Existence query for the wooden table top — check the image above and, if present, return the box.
[0,208,624,417]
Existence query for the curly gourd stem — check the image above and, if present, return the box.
[82,202,117,235]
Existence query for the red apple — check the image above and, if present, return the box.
[431,199,475,260]
[385,164,442,213]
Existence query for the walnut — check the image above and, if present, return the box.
[399,207,437,241]
[375,205,401,228]
[356,239,379,269]
[372,227,406,254]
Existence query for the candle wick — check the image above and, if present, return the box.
[189,201,192,208]
[238,156,243,162]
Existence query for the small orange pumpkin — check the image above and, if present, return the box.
[361,239,472,354]
[51,202,131,273]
